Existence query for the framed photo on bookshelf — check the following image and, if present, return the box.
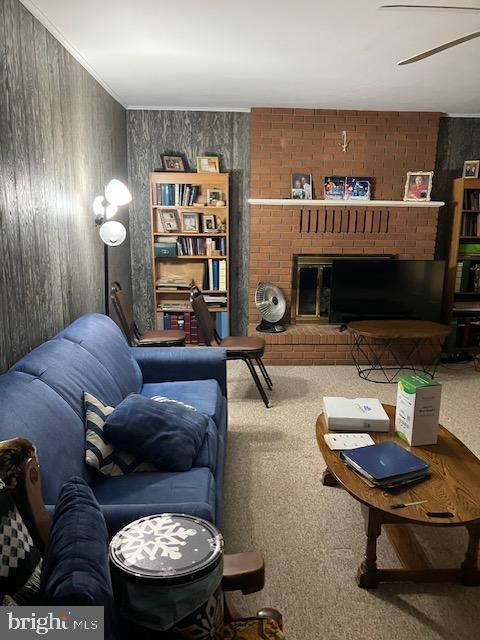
[463,160,480,179]
[207,189,222,204]
[161,154,187,172]
[196,156,220,173]
[202,214,216,232]
[159,209,179,232]
[181,212,200,233]
[403,171,433,202]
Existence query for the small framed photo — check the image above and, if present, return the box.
[196,156,220,173]
[403,171,433,202]
[463,160,479,179]
[159,209,179,232]
[181,212,200,233]
[202,214,217,232]
[291,173,312,199]
[324,176,345,200]
[345,177,371,201]
[207,189,222,204]
[161,154,187,172]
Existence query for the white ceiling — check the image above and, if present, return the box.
[22,0,480,113]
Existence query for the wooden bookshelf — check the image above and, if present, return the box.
[149,171,230,343]
[444,178,480,353]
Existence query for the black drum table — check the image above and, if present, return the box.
[348,320,451,383]
[109,513,224,638]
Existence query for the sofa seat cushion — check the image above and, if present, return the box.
[141,380,223,427]
[193,418,218,473]
[92,467,216,519]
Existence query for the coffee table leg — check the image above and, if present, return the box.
[322,469,338,487]
[357,507,382,589]
[461,524,480,586]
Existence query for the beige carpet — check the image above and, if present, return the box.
[222,361,480,640]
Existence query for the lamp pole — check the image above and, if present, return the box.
[93,179,131,316]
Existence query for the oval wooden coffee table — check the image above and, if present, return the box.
[316,404,480,588]
[348,320,451,383]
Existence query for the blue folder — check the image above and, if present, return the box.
[341,441,428,482]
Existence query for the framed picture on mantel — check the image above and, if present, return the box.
[403,171,433,202]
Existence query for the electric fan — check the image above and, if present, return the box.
[255,282,287,333]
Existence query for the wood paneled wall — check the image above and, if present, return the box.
[433,116,480,258]
[127,109,250,335]
[0,0,131,372]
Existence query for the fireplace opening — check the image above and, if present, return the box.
[291,254,391,324]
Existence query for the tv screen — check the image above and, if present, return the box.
[329,259,445,324]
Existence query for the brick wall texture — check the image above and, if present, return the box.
[248,107,442,364]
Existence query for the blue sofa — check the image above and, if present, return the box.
[0,314,227,535]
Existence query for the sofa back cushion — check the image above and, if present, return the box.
[0,314,143,504]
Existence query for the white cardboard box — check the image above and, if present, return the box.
[395,374,441,446]
[323,397,390,432]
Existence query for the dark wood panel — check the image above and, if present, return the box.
[0,0,130,372]
[127,109,250,334]
[433,116,480,259]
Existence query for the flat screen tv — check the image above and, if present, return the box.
[329,259,445,324]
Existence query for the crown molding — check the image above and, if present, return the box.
[19,0,125,107]
[127,105,251,112]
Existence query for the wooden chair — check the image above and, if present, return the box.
[190,287,273,408]
[110,284,186,347]
[5,439,284,638]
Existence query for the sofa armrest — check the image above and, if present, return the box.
[132,347,227,395]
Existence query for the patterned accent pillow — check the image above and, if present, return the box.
[0,479,42,604]
[84,393,156,477]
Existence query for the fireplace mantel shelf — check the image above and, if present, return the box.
[248,198,444,208]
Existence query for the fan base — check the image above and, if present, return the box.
[256,319,286,333]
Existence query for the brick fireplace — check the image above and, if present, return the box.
[247,107,442,365]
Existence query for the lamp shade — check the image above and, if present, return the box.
[105,179,132,206]
[99,220,127,246]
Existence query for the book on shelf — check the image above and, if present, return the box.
[155,277,193,290]
[215,312,228,338]
[160,311,206,344]
[202,259,227,292]
[152,183,200,207]
[463,190,480,211]
[176,237,227,256]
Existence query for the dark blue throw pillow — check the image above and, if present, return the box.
[104,394,208,472]
[41,478,116,640]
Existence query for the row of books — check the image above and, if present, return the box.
[461,211,480,236]
[155,278,193,291]
[463,190,480,211]
[447,318,480,349]
[176,237,227,257]
[156,311,229,342]
[202,259,227,291]
[158,312,205,344]
[157,294,227,311]
[152,183,200,207]
[455,259,480,293]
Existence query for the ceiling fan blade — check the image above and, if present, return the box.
[380,4,480,11]
[398,30,480,64]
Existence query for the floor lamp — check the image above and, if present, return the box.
[93,179,132,315]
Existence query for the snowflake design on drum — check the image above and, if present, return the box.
[116,516,197,567]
